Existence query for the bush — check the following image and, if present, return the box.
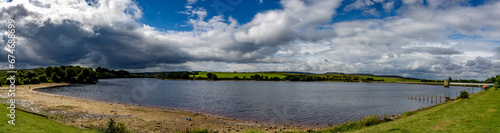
[401,111,415,117]
[101,118,129,133]
[457,90,469,99]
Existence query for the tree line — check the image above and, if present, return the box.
[443,77,497,83]
[0,66,99,85]
[0,66,150,86]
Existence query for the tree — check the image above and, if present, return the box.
[206,73,213,79]
[45,66,53,76]
[77,68,96,83]
[39,74,48,83]
[486,76,496,83]
[251,74,261,80]
[233,76,240,80]
[495,75,500,90]
[206,73,217,80]
[65,67,77,83]
[51,72,60,83]
[30,76,40,84]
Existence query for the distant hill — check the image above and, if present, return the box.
[325,72,405,79]
[271,71,316,74]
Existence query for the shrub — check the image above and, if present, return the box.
[457,90,469,99]
[401,111,414,117]
[101,118,129,133]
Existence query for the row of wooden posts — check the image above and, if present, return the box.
[408,95,449,103]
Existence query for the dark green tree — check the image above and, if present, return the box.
[495,75,500,90]
[65,67,77,83]
[38,74,48,83]
[206,73,213,79]
[206,73,218,80]
[51,72,60,83]
[486,76,496,83]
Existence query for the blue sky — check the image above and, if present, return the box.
[137,0,283,31]
[1,0,500,80]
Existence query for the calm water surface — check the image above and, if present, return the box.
[37,78,481,126]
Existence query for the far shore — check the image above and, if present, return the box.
[157,77,489,87]
[0,83,327,132]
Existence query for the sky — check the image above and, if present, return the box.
[1,0,500,80]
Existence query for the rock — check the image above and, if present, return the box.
[157,122,160,124]
[265,128,268,130]
[189,123,193,126]
[203,117,207,119]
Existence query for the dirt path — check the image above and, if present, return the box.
[0,83,324,133]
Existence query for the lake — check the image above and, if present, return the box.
[36,78,481,126]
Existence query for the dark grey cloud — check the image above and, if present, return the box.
[466,56,492,69]
[0,4,29,20]
[406,47,462,55]
[466,60,476,66]
[0,0,342,69]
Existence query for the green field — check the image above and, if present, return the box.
[190,72,427,83]
[349,88,500,132]
[0,104,96,133]
[356,75,422,82]
[192,72,289,79]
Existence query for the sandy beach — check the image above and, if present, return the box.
[0,83,325,133]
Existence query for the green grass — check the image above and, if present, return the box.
[0,104,97,133]
[356,75,421,82]
[350,88,500,132]
[191,72,425,83]
[192,72,288,79]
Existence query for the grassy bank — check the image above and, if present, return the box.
[350,88,500,132]
[0,104,97,132]
[192,72,288,79]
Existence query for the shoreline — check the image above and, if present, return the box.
[158,78,489,87]
[30,84,322,128]
[0,83,326,132]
